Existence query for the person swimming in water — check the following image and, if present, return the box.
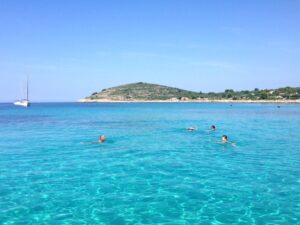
[187,127,196,131]
[211,125,216,131]
[222,135,228,143]
[99,134,106,143]
[220,135,236,147]
[80,134,107,145]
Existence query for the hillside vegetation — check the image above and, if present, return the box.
[84,82,300,101]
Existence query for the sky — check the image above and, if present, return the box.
[0,0,299,102]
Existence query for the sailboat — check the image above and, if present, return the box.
[14,76,30,107]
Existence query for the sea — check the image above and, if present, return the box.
[0,103,299,225]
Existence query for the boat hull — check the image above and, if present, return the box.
[14,100,30,107]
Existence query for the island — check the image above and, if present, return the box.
[79,82,300,103]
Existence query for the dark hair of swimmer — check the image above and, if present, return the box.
[211,125,216,130]
[222,135,228,143]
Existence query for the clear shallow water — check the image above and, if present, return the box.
[0,103,299,225]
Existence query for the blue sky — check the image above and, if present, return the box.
[0,0,299,101]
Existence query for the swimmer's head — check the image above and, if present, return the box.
[99,135,106,143]
[211,125,216,131]
[222,135,228,143]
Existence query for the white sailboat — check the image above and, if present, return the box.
[14,77,30,107]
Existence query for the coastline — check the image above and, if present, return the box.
[78,99,300,104]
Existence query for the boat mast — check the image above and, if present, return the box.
[26,76,29,101]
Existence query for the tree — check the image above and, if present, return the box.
[225,89,234,93]
[226,93,232,98]
[260,92,268,100]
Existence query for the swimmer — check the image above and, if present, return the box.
[187,127,196,131]
[80,134,107,145]
[220,135,236,147]
[215,135,237,148]
[99,134,106,143]
[222,135,228,143]
[211,125,216,131]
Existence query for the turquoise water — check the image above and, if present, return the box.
[0,103,299,225]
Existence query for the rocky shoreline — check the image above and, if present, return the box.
[78,99,300,104]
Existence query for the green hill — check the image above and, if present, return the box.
[85,82,200,101]
[82,82,300,101]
